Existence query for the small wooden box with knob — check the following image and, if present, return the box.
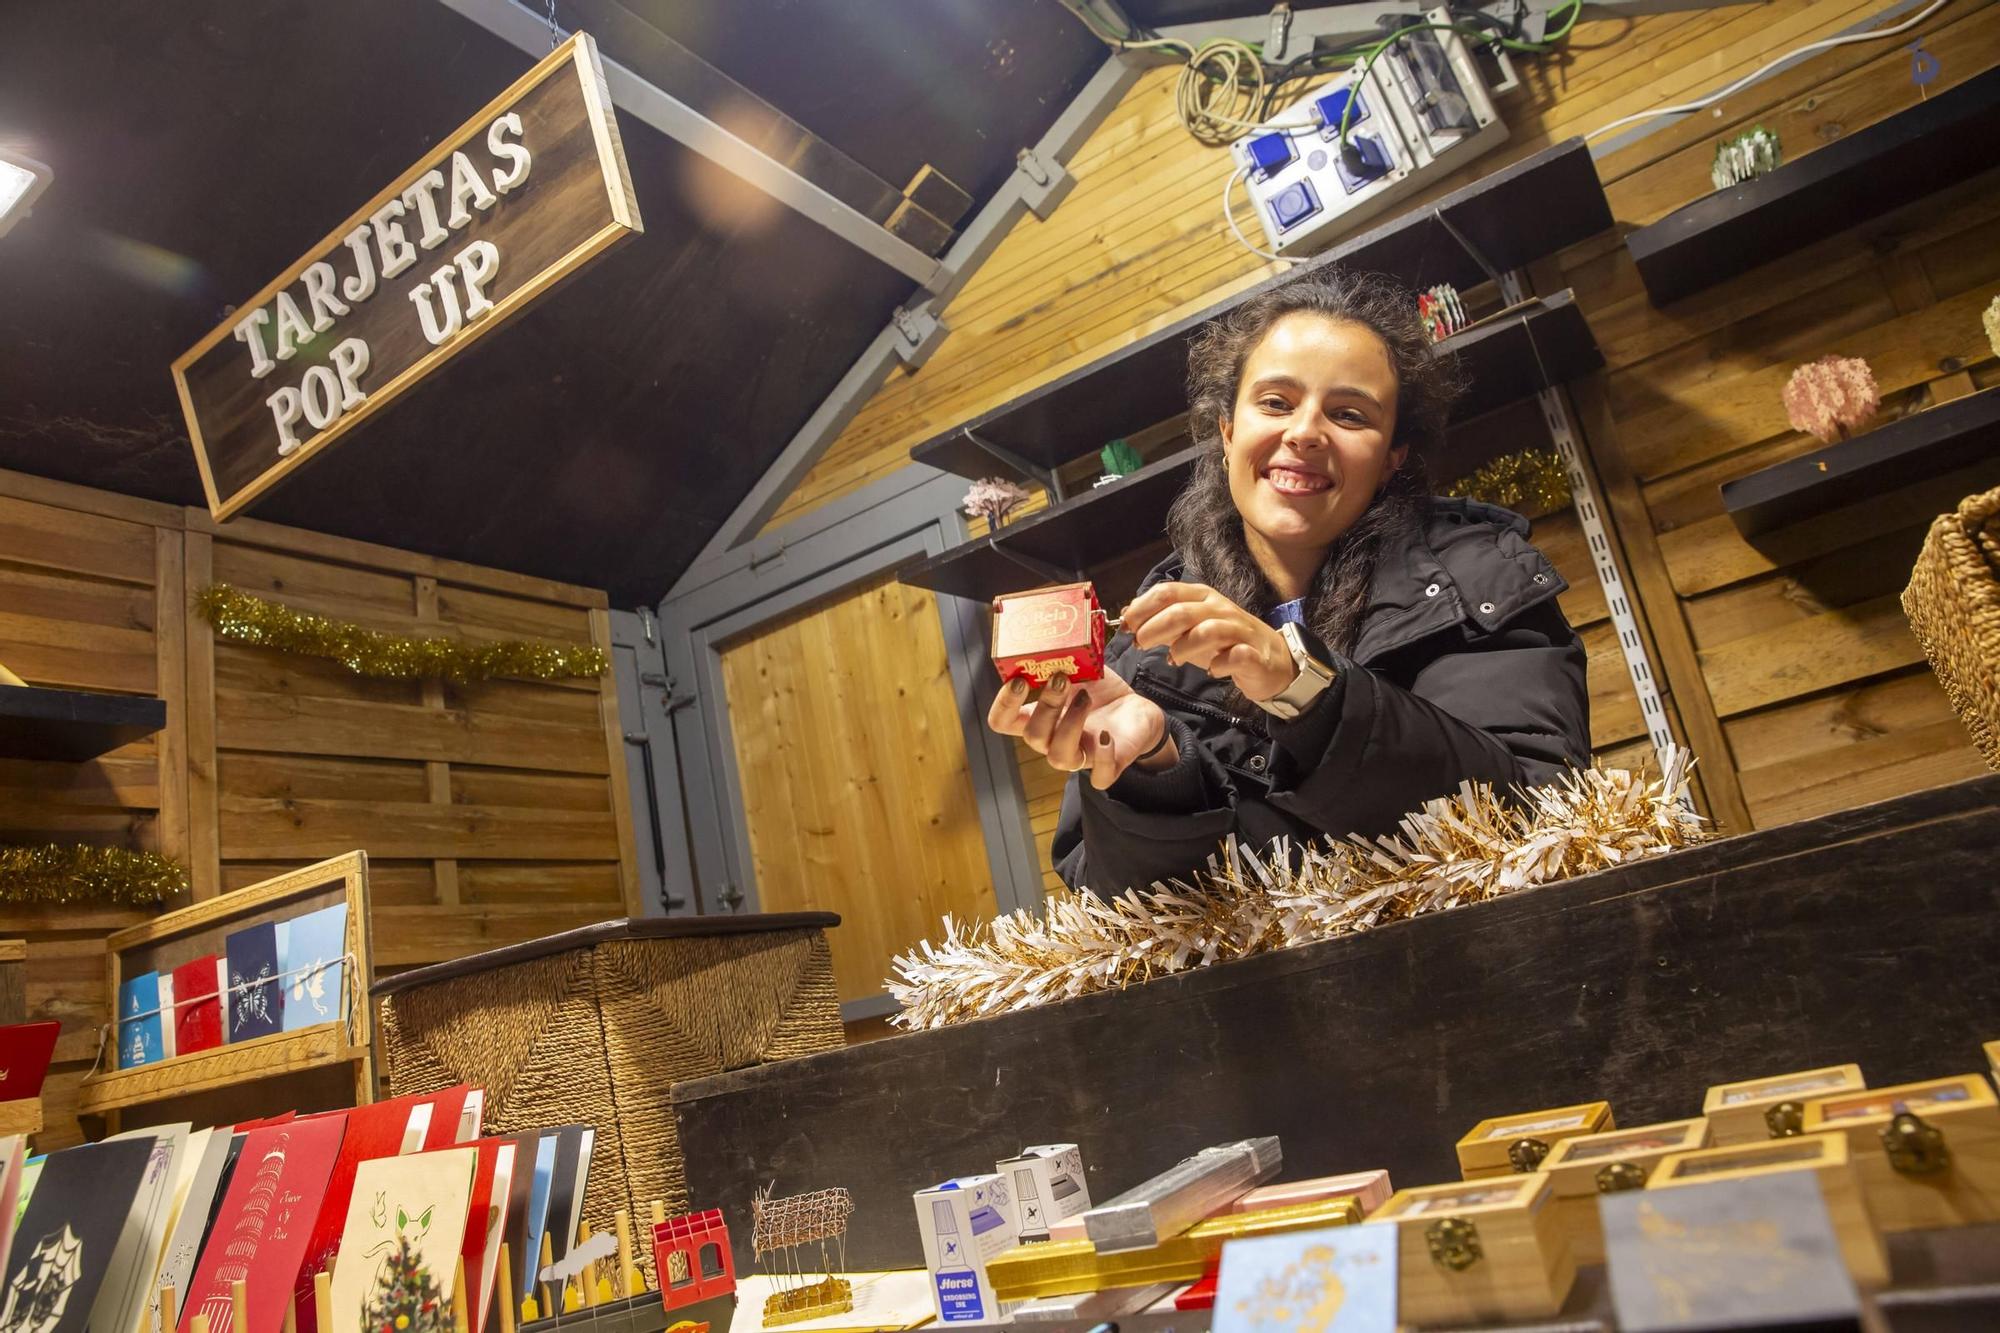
[1702,1063,1865,1147]
[1646,1130,1887,1287]
[1455,1101,1615,1180]
[1538,1117,1709,1265]
[1372,1174,1575,1325]
[1798,1072,2000,1233]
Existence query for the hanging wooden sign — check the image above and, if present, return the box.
[172,32,642,520]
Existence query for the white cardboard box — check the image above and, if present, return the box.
[914,1173,1021,1324]
[996,1144,1090,1242]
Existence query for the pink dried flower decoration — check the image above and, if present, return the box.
[962,476,1033,525]
[1782,355,1880,444]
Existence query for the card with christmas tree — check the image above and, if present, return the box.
[115,973,164,1069]
[293,1085,480,1333]
[179,1115,346,1333]
[0,1137,156,1333]
[330,1147,479,1333]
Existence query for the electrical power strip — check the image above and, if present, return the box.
[1235,10,1508,259]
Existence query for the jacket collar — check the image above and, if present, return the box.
[1138,498,1566,666]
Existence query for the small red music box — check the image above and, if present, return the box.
[991,582,1107,689]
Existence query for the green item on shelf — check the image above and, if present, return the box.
[1100,439,1143,476]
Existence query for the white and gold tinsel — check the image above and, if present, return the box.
[888,748,1705,1029]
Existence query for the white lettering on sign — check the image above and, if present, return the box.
[250,114,534,458]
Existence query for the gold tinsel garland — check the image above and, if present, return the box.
[1441,448,1573,516]
[0,844,187,908]
[194,584,608,683]
[887,749,1705,1028]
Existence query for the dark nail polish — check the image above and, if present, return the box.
[1099,731,1112,747]
[1073,690,1091,710]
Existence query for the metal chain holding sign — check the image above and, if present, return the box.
[546,0,562,51]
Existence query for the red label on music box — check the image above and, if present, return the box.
[992,582,1106,688]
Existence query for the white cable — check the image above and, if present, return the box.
[1584,0,1950,141]
[1221,164,1298,265]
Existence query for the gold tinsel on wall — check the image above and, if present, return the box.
[0,844,187,908]
[887,750,1704,1029]
[1440,448,1573,516]
[195,584,608,683]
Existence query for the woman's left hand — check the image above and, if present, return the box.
[1121,582,1298,703]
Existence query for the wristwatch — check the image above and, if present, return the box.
[1254,621,1337,720]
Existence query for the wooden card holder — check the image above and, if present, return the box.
[1702,1064,1865,1146]
[1984,1040,1999,1088]
[1799,1073,2000,1234]
[79,852,377,1131]
[1456,1101,1614,1179]
[1540,1117,1709,1265]
[1648,1132,1886,1287]
[1373,1174,1574,1326]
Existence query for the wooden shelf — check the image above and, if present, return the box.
[902,450,1198,600]
[77,1021,365,1117]
[912,138,1613,483]
[0,685,164,762]
[902,293,1603,602]
[1722,386,2000,538]
[1626,67,2000,306]
[0,1097,42,1136]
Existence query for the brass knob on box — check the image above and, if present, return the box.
[1765,1101,1805,1138]
[1425,1217,1482,1272]
[1882,1109,1951,1176]
[1595,1161,1648,1193]
[1508,1137,1550,1172]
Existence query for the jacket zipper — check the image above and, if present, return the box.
[1135,674,1270,738]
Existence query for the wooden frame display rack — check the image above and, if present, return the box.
[79,851,376,1131]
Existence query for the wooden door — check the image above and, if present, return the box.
[719,573,997,1004]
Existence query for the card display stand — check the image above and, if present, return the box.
[371,913,843,1287]
[78,851,376,1131]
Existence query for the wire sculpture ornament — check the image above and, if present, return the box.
[750,1186,854,1326]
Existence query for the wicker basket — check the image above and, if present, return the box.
[1904,484,2000,771]
[373,915,842,1283]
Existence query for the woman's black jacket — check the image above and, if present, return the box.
[1052,498,1592,895]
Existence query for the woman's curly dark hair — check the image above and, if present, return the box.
[1166,269,1464,672]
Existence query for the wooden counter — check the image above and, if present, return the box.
[673,775,2000,1272]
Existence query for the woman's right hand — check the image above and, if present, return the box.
[986,666,1174,790]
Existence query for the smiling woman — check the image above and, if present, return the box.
[988,270,1592,895]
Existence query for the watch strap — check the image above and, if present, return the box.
[1256,621,1336,719]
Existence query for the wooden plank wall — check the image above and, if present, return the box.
[0,467,639,1147]
[1563,0,2000,827]
[717,572,1000,1000]
[764,0,2000,862]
